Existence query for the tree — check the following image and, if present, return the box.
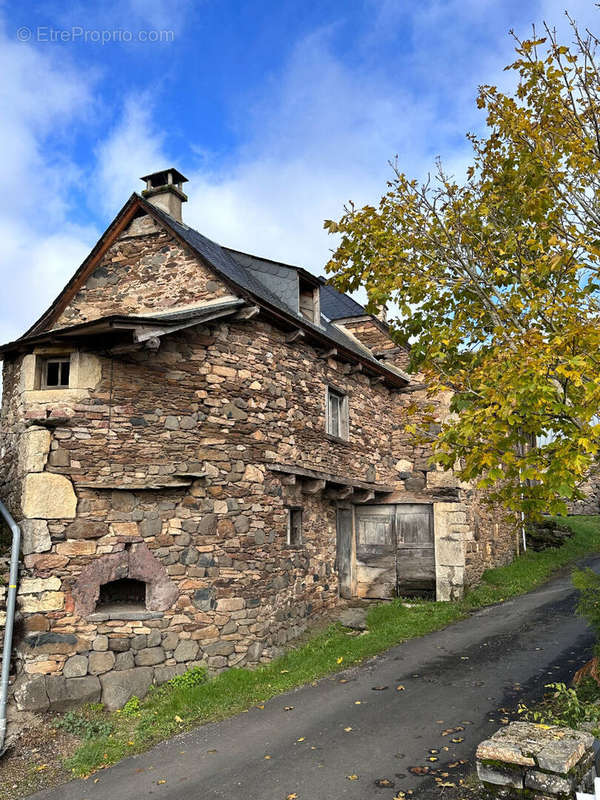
[325,16,600,516]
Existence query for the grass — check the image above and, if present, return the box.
[63,514,600,778]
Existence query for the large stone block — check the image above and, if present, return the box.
[174,640,199,663]
[22,473,77,519]
[18,428,51,474]
[13,675,49,712]
[89,651,116,675]
[20,519,51,555]
[135,647,165,666]
[20,576,61,594]
[56,540,97,556]
[64,520,107,539]
[100,667,153,710]
[46,675,101,711]
[63,654,89,678]
[20,591,65,613]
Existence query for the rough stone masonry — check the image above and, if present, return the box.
[0,175,518,715]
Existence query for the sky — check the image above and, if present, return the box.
[0,0,598,345]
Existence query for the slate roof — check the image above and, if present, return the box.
[145,200,404,377]
[1,194,408,384]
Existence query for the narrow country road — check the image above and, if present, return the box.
[31,557,600,800]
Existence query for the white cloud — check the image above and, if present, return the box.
[94,97,167,216]
[0,20,97,342]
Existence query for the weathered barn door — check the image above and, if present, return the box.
[354,505,397,598]
[336,507,354,598]
[395,504,435,596]
[353,504,435,599]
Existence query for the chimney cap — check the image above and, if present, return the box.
[140,168,189,186]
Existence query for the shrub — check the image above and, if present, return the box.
[54,710,113,740]
[167,666,208,690]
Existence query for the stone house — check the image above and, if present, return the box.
[0,169,516,713]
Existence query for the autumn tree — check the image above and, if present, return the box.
[325,17,600,516]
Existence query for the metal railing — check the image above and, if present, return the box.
[0,501,20,757]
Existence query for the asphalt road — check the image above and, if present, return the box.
[32,557,600,800]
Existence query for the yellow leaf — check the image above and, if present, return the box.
[336,657,343,664]
[346,774,359,780]
[157,779,166,785]
[396,685,405,691]
[287,794,298,799]
[174,715,183,723]
[264,755,272,760]
[344,726,352,732]
[297,737,305,742]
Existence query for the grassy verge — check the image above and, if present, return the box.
[62,515,600,778]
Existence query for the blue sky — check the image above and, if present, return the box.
[0,0,598,343]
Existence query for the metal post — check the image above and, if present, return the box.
[0,501,20,757]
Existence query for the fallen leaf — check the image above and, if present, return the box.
[157,779,166,785]
[429,749,439,755]
[297,737,305,742]
[264,755,272,760]
[174,715,183,723]
[451,737,464,743]
[372,685,388,691]
[339,678,348,683]
[396,685,405,691]
[428,757,438,762]
[344,726,353,732]
[354,700,362,705]
[280,669,289,673]
[346,774,359,781]
[375,778,394,787]
[94,779,100,784]
[409,767,430,775]
[284,706,294,711]
[337,657,344,664]
[286,794,297,800]
[257,705,265,710]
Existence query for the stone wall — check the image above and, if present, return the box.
[0,212,517,712]
[53,214,231,330]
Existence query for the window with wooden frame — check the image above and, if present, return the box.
[326,386,349,440]
[40,356,71,389]
[287,508,303,546]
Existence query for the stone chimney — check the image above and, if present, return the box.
[140,168,188,222]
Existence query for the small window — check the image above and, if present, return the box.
[326,386,349,440]
[298,278,320,323]
[287,508,303,545]
[41,357,71,389]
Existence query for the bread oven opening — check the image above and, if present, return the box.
[96,578,147,614]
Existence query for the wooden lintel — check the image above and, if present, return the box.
[301,478,327,494]
[107,341,144,356]
[318,347,337,359]
[267,463,395,494]
[325,486,353,500]
[235,305,260,321]
[353,489,375,503]
[285,329,305,343]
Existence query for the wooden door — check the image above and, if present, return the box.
[395,504,435,596]
[336,507,354,598]
[354,505,396,598]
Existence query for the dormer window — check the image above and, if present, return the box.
[299,277,320,324]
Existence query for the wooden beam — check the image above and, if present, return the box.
[318,347,337,360]
[235,305,260,321]
[325,486,353,500]
[370,375,385,385]
[267,463,395,493]
[353,489,375,504]
[349,363,363,375]
[301,478,327,494]
[286,329,305,343]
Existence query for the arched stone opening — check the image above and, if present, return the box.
[72,542,178,617]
